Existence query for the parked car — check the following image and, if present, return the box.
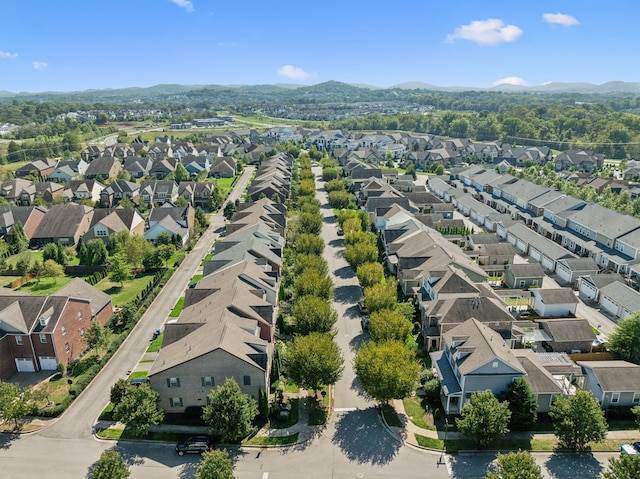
[128,378,150,387]
[361,316,369,331]
[357,301,367,314]
[337,227,344,236]
[176,436,213,456]
[621,443,640,455]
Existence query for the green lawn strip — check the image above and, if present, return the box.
[203,253,213,262]
[217,177,236,194]
[402,396,435,430]
[285,382,300,393]
[94,271,156,306]
[381,404,403,428]
[5,251,44,268]
[190,274,202,283]
[17,276,74,295]
[169,297,184,317]
[127,371,148,380]
[243,433,299,446]
[147,333,163,352]
[98,402,115,421]
[270,399,300,429]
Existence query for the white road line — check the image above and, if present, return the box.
[334,407,357,412]
[262,473,269,479]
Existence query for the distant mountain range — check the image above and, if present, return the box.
[2,80,640,101]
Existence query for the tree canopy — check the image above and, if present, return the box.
[603,454,640,479]
[203,378,258,443]
[196,450,235,479]
[549,390,608,450]
[485,450,543,479]
[456,390,511,448]
[607,312,640,364]
[367,308,412,343]
[354,340,420,404]
[90,450,130,479]
[285,332,344,392]
[498,377,538,431]
[292,296,338,335]
[112,385,164,437]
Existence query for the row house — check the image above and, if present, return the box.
[48,159,89,183]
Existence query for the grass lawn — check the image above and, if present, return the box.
[169,297,184,317]
[271,399,300,429]
[203,253,213,262]
[4,160,30,172]
[147,333,163,353]
[403,396,435,430]
[503,297,530,307]
[17,276,75,295]
[95,271,156,306]
[98,402,115,421]
[217,176,236,194]
[243,432,299,446]
[128,371,148,380]
[190,274,202,283]
[5,251,44,268]
[0,275,20,287]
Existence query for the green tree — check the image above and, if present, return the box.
[549,390,608,450]
[363,280,398,314]
[43,259,64,283]
[354,340,420,404]
[203,378,258,443]
[327,190,353,209]
[155,232,172,245]
[196,450,235,479]
[195,206,209,228]
[405,161,417,180]
[295,233,324,256]
[174,195,189,207]
[85,320,109,358]
[294,253,328,277]
[498,377,538,431]
[56,241,67,266]
[293,269,334,300]
[112,385,164,437]
[292,295,338,335]
[209,184,225,210]
[84,239,109,265]
[607,312,640,364]
[356,262,384,288]
[368,308,412,343]
[325,178,346,192]
[456,390,511,449]
[7,221,29,253]
[118,196,135,208]
[110,379,130,406]
[434,164,445,175]
[174,163,189,183]
[344,241,378,270]
[223,202,236,221]
[90,449,130,479]
[109,253,132,286]
[0,382,32,428]
[603,454,640,479]
[42,243,59,264]
[484,450,543,479]
[297,212,322,235]
[157,244,176,265]
[285,332,344,394]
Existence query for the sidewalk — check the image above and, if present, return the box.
[385,398,638,451]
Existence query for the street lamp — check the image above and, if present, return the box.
[437,417,449,466]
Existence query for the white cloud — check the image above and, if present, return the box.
[493,77,528,87]
[446,18,523,45]
[278,65,312,80]
[32,61,48,70]
[0,50,18,59]
[543,13,580,27]
[170,0,194,12]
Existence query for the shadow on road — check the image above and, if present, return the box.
[334,265,354,279]
[448,453,494,478]
[544,452,604,478]
[331,409,401,465]
[349,333,366,353]
[334,285,362,304]
[349,376,368,399]
[0,432,19,451]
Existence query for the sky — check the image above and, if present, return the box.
[0,0,638,93]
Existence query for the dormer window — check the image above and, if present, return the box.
[39,315,51,327]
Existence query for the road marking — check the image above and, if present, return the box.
[334,407,357,412]
[262,473,269,479]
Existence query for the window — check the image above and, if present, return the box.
[611,393,620,404]
[167,377,180,388]
[201,376,213,387]
[65,342,70,353]
[15,336,23,345]
[61,325,67,335]
[633,393,640,404]
[80,328,85,337]
[170,397,183,407]
[39,333,47,343]
[96,230,107,237]
[519,280,525,288]
[532,280,539,287]
[492,361,499,368]
[243,375,251,386]
[77,311,83,319]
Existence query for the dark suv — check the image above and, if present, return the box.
[175,436,213,456]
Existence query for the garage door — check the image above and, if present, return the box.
[530,248,542,262]
[15,358,35,372]
[542,256,555,271]
[39,356,57,370]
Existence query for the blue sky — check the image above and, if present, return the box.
[0,0,637,92]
